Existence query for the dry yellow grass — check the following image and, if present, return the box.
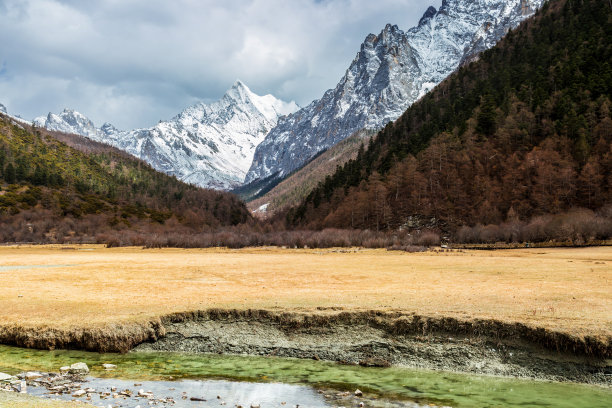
[0,245,610,338]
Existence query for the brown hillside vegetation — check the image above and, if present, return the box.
[0,114,250,243]
[0,245,610,356]
[248,130,373,217]
[288,0,612,235]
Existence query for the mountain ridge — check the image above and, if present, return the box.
[33,81,298,190]
[245,0,544,185]
[287,0,612,233]
[248,129,375,218]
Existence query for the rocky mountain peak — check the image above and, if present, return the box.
[245,0,544,186]
[100,122,119,136]
[419,6,438,26]
[381,23,401,37]
[224,79,253,104]
[34,108,100,138]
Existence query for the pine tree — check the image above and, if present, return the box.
[476,94,497,137]
[4,162,16,184]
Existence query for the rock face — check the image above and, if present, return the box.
[34,81,298,190]
[244,0,543,185]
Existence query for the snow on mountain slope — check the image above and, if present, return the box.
[0,102,33,126]
[34,109,105,139]
[34,81,298,190]
[245,0,543,185]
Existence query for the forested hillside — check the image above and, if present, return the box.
[0,115,250,243]
[248,130,374,217]
[288,0,612,239]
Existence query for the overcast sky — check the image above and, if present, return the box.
[0,0,434,129]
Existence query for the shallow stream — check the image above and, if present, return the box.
[0,345,610,407]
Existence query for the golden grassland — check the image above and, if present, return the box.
[0,245,610,339]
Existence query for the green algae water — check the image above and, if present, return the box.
[0,345,609,407]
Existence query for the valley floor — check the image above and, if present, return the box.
[0,245,610,385]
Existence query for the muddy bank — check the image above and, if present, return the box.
[0,319,166,353]
[1,309,610,385]
[133,309,611,386]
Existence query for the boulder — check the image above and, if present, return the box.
[24,372,43,380]
[102,363,117,370]
[0,373,15,382]
[69,362,89,375]
[138,389,153,398]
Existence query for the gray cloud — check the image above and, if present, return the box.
[0,0,433,129]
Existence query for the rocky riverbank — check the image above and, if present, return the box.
[0,365,433,408]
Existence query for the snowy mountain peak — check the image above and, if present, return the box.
[363,33,377,46]
[34,82,298,190]
[34,108,101,138]
[419,6,437,26]
[230,79,249,92]
[225,79,253,103]
[382,23,400,35]
[100,122,119,136]
[225,79,299,120]
[245,0,544,185]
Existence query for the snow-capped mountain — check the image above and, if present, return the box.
[34,109,112,139]
[34,81,298,190]
[245,0,542,185]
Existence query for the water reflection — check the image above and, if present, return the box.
[28,377,332,408]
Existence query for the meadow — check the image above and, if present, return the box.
[0,245,609,340]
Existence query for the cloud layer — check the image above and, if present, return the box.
[0,0,433,129]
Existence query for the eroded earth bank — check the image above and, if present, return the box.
[127,309,611,386]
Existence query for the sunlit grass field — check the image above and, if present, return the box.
[0,245,610,338]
